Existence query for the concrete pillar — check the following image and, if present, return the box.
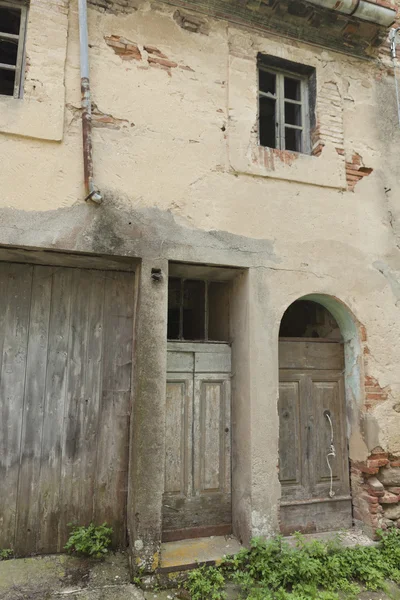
[231,267,280,545]
[127,258,168,573]
[247,266,281,537]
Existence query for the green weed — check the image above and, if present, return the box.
[64,522,113,558]
[184,528,400,599]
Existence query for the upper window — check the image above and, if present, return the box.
[258,55,315,154]
[0,1,27,98]
[167,277,230,342]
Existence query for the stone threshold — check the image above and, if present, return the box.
[159,535,242,572]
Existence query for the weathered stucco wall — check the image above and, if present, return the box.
[1,0,400,558]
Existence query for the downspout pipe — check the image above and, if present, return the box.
[304,0,396,27]
[78,0,102,204]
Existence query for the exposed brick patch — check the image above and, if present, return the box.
[345,152,373,191]
[105,35,141,60]
[92,103,133,129]
[148,56,178,69]
[88,0,138,14]
[365,375,389,410]
[311,121,324,156]
[66,103,133,130]
[352,453,400,535]
[173,9,209,35]
[318,81,344,154]
[257,147,300,169]
[104,36,191,74]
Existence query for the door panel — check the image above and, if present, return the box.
[163,344,232,541]
[278,380,302,486]
[164,375,193,496]
[311,374,349,499]
[279,341,352,534]
[195,377,230,495]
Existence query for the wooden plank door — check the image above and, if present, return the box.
[278,340,352,535]
[163,343,232,541]
[0,264,135,555]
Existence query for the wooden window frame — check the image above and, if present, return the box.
[258,65,311,154]
[0,1,28,98]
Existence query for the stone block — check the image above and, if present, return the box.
[379,492,399,504]
[378,468,400,486]
[383,504,400,520]
[367,476,385,493]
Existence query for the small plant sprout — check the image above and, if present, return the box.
[64,523,113,558]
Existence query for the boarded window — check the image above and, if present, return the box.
[0,2,28,98]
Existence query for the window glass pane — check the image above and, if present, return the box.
[208,282,229,342]
[259,70,276,95]
[0,68,15,96]
[259,97,276,148]
[285,127,302,152]
[284,77,301,100]
[183,280,205,340]
[0,7,21,35]
[167,278,181,339]
[285,102,302,126]
[0,39,18,66]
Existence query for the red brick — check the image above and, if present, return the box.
[379,492,399,504]
[367,458,390,468]
[144,45,168,58]
[358,465,379,475]
[148,56,178,68]
[367,489,385,498]
[363,494,379,504]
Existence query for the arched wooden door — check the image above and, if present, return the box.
[278,339,352,535]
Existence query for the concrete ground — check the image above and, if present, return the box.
[0,548,399,600]
[0,552,144,600]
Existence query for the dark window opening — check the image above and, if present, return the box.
[0,4,26,98]
[0,7,21,34]
[279,300,342,340]
[167,277,230,342]
[258,55,316,154]
[259,96,276,149]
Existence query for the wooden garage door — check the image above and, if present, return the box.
[0,263,135,555]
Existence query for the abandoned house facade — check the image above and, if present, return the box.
[1,0,400,571]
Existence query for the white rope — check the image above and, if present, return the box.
[325,412,336,499]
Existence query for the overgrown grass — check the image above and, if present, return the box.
[184,528,400,600]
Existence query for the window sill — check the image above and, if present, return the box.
[0,93,64,141]
[228,137,346,190]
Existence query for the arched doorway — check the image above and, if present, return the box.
[278,299,352,535]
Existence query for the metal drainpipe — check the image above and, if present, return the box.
[304,0,396,27]
[78,0,102,204]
